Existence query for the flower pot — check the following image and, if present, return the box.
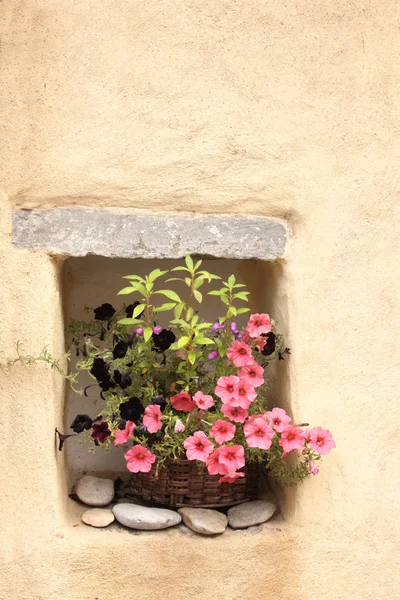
[130,459,259,508]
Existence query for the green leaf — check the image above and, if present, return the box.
[194,277,205,290]
[143,327,153,342]
[233,292,250,301]
[193,290,202,303]
[185,277,191,287]
[132,303,146,318]
[198,271,221,281]
[170,318,190,328]
[186,307,194,320]
[188,351,197,365]
[118,317,144,325]
[219,316,227,323]
[191,315,199,326]
[194,337,215,345]
[194,260,202,270]
[148,268,168,283]
[228,274,236,287]
[196,322,213,330]
[154,290,181,302]
[174,303,185,319]
[153,302,176,313]
[233,283,246,288]
[166,277,184,283]
[236,307,251,314]
[185,255,194,271]
[208,290,224,296]
[230,305,237,316]
[129,282,147,296]
[118,287,135,295]
[171,266,190,272]
[221,294,230,305]
[123,275,145,281]
[170,336,190,350]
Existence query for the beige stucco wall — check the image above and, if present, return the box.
[1,1,399,599]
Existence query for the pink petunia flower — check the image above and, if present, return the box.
[307,427,336,455]
[238,361,265,388]
[218,444,245,472]
[229,378,257,408]
[124,445,156,473]
[309,460,319,475]
[210,419,236,444]
[244,417,274,450]
[114,420,135,446]
[170,391,196,412]
[219,472,246,484]
[226,341,254,367]
[206,448,228,476]
[279,424,305,453]
[174,418,186,433]
[184,431,214,462]
[193,391,214,410]
[221,404,249,423]
[304,429,312,443]
[265,407,291,433]
[246,313,272,338]
[143,405,163,433]
[215,375,240,404]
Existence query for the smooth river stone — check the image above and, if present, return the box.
[113,503,181,530]
[75,476,115,507]
[178,508,228,535]
[81,508,115,528]
[227,500,277,529]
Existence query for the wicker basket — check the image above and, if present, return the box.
[130,459,259,508]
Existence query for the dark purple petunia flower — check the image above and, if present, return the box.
[261,332,276,356]
[151,395,167,411]
[113,370,132,390]
[94,303,116,321]
[152,329,176,352]
[90,358,109,382]
[113,340,129,360]
[91,421,111,443]
[70,414,93,433]
[55,428,76,451]
[98,378,116,392]
[119,397,144,423]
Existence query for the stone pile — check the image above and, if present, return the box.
[74,476,277,534]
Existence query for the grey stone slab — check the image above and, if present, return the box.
[12,209,288,260]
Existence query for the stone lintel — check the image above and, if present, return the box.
[12,209,288,260]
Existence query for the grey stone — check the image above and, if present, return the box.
[112,503,181,530]
[12,209,288,260]
[81,508,115,528]
[178,507,228,535]
[75,476,115,507]
[227,500,277,529]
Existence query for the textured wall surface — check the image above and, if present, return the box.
[1,1,399,599]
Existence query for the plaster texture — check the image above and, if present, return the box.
[1,1,399,599]
[12,209,288,260]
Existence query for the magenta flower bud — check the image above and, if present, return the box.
[208,350,219,360]
[153,326,162,335]
[136,327,143,335]
[230,322,238,332]
[212,319,225,332]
